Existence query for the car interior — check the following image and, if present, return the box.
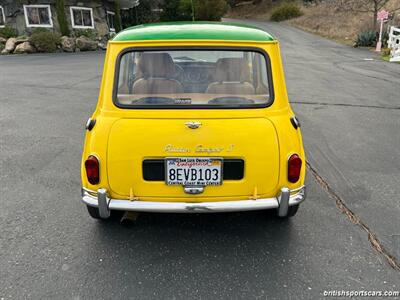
[117,50,271,106]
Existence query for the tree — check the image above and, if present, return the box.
[161,0,229,22]
[114,0,123,32]
[195,0,229,21]
[121,1,161,27]
[180,0,195,21]
[338,0,400,29]
[56,0,70,36]
[161,0,193,21]
[161,0,178,21]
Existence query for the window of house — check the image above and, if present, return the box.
[0,6,5,27]
[70,7,94,29]
[107,11,115,31]
[24,5,53,27]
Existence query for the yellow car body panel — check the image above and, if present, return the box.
[81,34,305,205]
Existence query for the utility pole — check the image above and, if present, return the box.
[191,0,195,21]
[133,0,140,24]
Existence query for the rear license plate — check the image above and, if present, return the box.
[166,157,223,186]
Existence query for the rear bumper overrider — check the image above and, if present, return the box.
[81,186,306,218]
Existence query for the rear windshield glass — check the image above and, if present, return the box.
[115,49,273,108]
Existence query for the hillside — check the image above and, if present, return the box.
[226,1,400,44]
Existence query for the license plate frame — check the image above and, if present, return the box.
[165,157,223,186]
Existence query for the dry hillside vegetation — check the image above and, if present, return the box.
[227,0,400,43]
[226,1,275,19]
[288,0,400,43]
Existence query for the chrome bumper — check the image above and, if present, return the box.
[81,186,306,218]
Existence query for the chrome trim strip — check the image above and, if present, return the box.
[81,186,306,217]
[289,185,305,193]
[82,187,97,197]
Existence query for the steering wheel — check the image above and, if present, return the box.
[173,64,185,83]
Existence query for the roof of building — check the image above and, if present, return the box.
[112,22,276,42]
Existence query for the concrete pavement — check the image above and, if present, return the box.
[1,20,399,299]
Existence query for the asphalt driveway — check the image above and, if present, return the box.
[0,21,399,299]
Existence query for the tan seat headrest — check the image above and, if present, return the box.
[214,58,251,83]
[138,53,176,79]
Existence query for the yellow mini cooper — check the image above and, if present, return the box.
[81,22,306,220]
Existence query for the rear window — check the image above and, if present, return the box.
[114,48,273,108]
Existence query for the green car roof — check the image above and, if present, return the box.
[112,22,275,42]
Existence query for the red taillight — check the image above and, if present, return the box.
[288,154,302,183]
[85,155,99,185]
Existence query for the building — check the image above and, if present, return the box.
[0,0,137,37]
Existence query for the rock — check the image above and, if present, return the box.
[75,36,98,51]
[98,42,107,50]
[98,35,109,50]
[61,36,76,52]
[13,41,35,54]
[1,37,17,54]
[15,37,29,45]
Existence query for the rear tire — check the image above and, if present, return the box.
[86,205,124,220]
[86,205,102,219]
[277,204,299,218]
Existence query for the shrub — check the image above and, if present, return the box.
[0,26,18,39]
[355,31,376,47]
[382,31,389,48]
[29,29,61,53]
[31,28,49,34]
[15,34,28,40]
[270,3,303,22]
[73,29,97,40]
[381,47,391,56]
[56,0,70,36]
